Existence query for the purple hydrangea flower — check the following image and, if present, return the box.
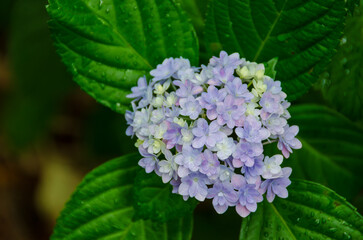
[170,178,181,193]
[208,67,234,86]
[158,149,178,183]
[242,155,264,184]
[261,114,287,135]
[209,51,244,69]
[232,174,263,217]
[262,155,283,179]
[174,80,203,100]
[191,64,213,85]
[207,182,239,214]
[150,57,191,82]
[180,97,202,120]
[226,78,254,104]
[126,52,301,217]
[163,122,183,149]
[192,119,226,148]
[179,172,209,201]
[150,58,175,81]
[216,95,246,128]
[125,110,134,136]
[199,85,227,120]
[180,128,194,147]
[175,146,202,177]
[199,150,220,179]
[132,108,151,139]
[127,76,148,99]
[138,146,159,173]
[261,167,292,202]
[264,77,282,94]
[277,125,302,158]
[259,91,283,115]
[218,165,234,182]
[232,141,263,168]
[235,116,270,143]
[164,106,181,119]
[213,137,236,160]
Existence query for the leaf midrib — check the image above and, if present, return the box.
[252,0,288,61]
[269,202,297,240]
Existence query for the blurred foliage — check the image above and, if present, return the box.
[1,0,73,150]
[83,105,135,159]
[318,1,363,121]
[0,0,14,31]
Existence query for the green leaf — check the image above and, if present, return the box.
[284,104,363,199]
[318,3,363,121]
[240,180,363,240]
[180,0,211,63]
[264,57,278,79]
[51,153,193,240]
[133,170,198,222]
[2,0,73,150]
[47,0,198,114]
[204,0,351,100]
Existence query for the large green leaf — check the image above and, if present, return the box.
[204,0,353,100]
[240,180,363,240]
[47,0,198,113]
[133,170,198,222]
[51,153,193,240]
[318,2,363,121]
[2,0,73,150]
[284,104,363,199]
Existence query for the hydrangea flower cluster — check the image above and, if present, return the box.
[125,51,302,217]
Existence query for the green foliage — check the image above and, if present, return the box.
[47,0,198,114]
[284,104,363,199]
[204,0,352,101]
[133,170,198,222]
[2,0,72,150]
[318,3,363,121]
[179,0,211,63]
[51,153,194,240]
[240,180,363,240]
[83,105,135,158]
[264,58,278,79]
[0,0,14,30]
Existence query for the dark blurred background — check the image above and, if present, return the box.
[0,0,362,239]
